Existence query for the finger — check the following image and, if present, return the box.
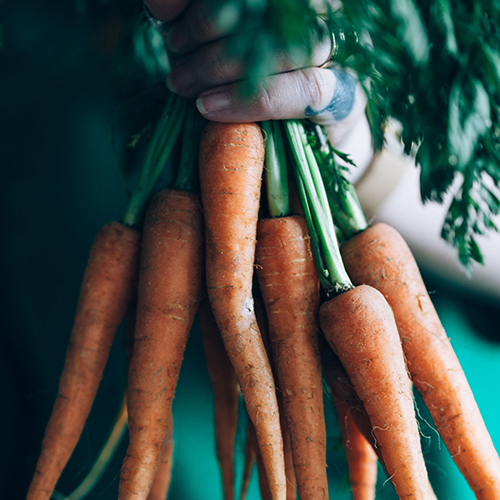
[145,0,192,23]
[166,30,332,98]
[195,67,366,132]
[165,0,250,54]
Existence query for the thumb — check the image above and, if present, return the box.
[195,67,366,131]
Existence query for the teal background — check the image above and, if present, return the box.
[2,1,500,499]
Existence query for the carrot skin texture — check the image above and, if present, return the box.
[147,413,175,500]
[254,293,297,500]
[200,122,286,500]
[256,216,328,500]
[199,298,240,500]
[320,285,434,499]
[27,222,140,500]
[342,223,500,498]
[119,190,204,499]
[335,398,378,500]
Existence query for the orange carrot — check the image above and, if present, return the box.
[321,343,380,458]
[199,121,286,500]
[255,215,327,500]
[199,297,240,500]
[341,222,500,498]
[335,402,378,500]
[254,294,297,500]
[119,189,204,499]
[240,425,256,500]
[27,222,140,500]
[147,413,175,500]
[320,285,435,499]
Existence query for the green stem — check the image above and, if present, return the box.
[174,100,204,192]
[122,94,187,227]
[294,171,332,291]
[285,120,353,294]
[311,126,368,240]
[262,120,291,218]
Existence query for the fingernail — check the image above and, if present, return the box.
[197,91,231,114]
[166,64,195,92]
[166,23,188,52]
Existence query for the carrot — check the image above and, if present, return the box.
[199,121,286,500]
[341,222,500,498]
[321,342,380,457]
[322,338,382,500]
[256,215,327,500]
[199,297,240,500]
[240,425,256,500]
[335,401,378,500]
[254,293,297,500]
[147,413,175,500]
[119,189,204,499]
[27,222,140,500]
[320,285,435,499]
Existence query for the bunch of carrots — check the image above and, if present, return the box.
[27,93,500,500]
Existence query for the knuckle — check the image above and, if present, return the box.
[191,6,218,42]
[302,68,330,110]
[209,55,233,82]
[253,85,274,115]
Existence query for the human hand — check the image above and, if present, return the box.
[145,0,372,168]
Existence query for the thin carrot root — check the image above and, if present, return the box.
[320,285,434,499]
[342,223,500,498]
[147,413,175,500]
[199,298,240,500]
[256,215,327,500]
[119,189,204,500]
[335,399,378,500]
[321,343,381,460]
[240,424,257,500]
[27,222,140,500]
[200,121,286,500]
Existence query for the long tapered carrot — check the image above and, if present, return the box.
[199,121,286,500]
[27,222,140,500]
[147,413,175,500]
[119,189,204,499]
[256,215,328,500]
[199,297,240,500]
[320,285,435,499]
[341,222,500,498]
